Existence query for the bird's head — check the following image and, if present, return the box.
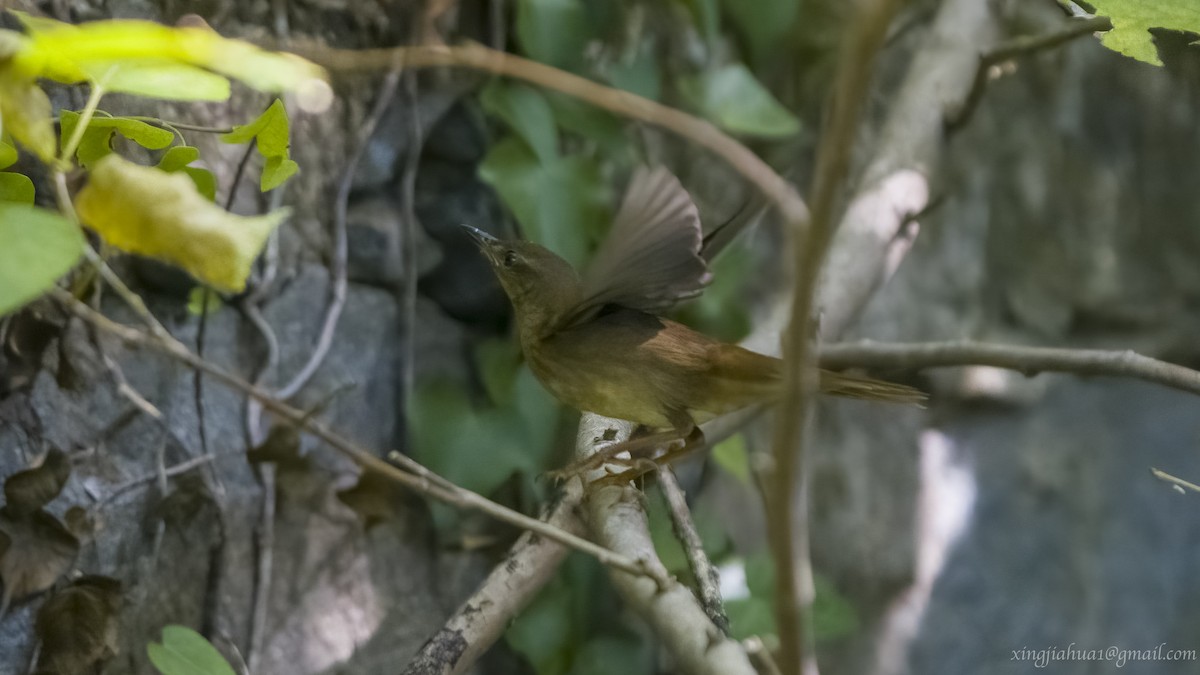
[462,225,581,336]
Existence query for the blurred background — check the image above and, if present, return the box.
[1,0,1199,674]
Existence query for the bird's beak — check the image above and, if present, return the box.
[462,224,499,249]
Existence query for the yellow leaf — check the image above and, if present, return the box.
[6,15,330,111]
[75,155,288,292]
[0,76,55,163]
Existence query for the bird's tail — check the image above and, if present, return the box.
[818,369,927,405]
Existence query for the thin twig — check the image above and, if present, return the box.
[273,69,403,401]
[246,463,275,674]
[745,637,783,675]
[946,15,1111,131]
[1150,468,1200,495]
[398,71,423,421]
[51,289,656,580]
[768,2,902,673]
[94,452,220,506]
[298,42,810,228]
[817,341,1200,396]
[657,466,729,636]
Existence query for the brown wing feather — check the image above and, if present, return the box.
[557,167,711,330]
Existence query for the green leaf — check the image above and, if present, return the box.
[407,363,560,506]
[725,554,859,643]
[1088,0,1200,65]
[506,575,577,675]
[0,173,35,204]
[480,81,559,163]
[104,62,232,101]
[261,155,298,191]
[183,167,217,201]
[0,140,17,170]
[680,64,801,138]
[221,100,297,192]
[147,625,236,675]
[479,137,610,270]
[719,0,801,64]
[0,77,55,163]
[186,286,223,316]
[157,146,201,172]
[604,40,661,101]
[711,433,751,484]
[546,94,629,155]
[682,0,721,45]
[221,99,289,156]
[61,111,175,151]
[516,0,592,71]
[0,204,85,317]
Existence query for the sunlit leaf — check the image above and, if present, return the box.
[157,145,200,172]
[0,204,84,317]
[680,64,801,138]
[220,99,289,154]
[0,76,55,163]
[6,14,330,111]
[261,155,298,192]
[480,81,559,163]
[60,110,175,167]
[104,62,232,101]
[183,167,217,201]
[479,136,610,269]
[0,174,34,204]
[186,286,223,316]
[74,154,288,292]
[147,625,236,675]
[1088,0,1200,65]
[60,111,174,151]
[221,100,299,192]
[0,140,17,169]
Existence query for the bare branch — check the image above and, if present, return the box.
[579,417,756,675]
[946,15,1112,131]
[298,42,810,229]
[769,1,902,672]
[657,466,729,636]
[819,341,1200,397]
[1151,468,1200,495]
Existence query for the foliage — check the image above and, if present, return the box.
[0,204,83,316]
[1089,0,1200,65]
[219,99,299,191]
[0,10,323,317]
[147,626,236,675]
[75,155,289,293]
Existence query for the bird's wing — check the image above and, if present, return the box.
[556,167,711,330]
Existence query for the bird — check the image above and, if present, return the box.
[465,166,923,474]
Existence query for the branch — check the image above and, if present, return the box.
[769,1,902,672]
[578,416,757,675]
[401,483,587,675]
[297,42,810,229]
[51,289,657,581]
[818,341,1200,397]
[945,15,1112,131]
[658,466,729,635]
[1151,468,1200,495]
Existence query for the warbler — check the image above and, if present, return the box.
[465,167,922,468]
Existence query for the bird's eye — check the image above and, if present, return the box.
[503,250,518,267]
